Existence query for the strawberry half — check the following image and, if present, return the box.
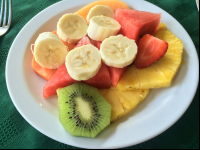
[134,34,168,69]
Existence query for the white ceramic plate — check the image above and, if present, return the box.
[6,0,199,149]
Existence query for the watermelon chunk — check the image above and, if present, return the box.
[43,64,77,98]
[93,40,102,50]
[93,41,128,87]
[43,62,112,98]
[84,62,112,89]
[93,40,127,87]
[75,37,111,88]
[43,37,111,98]
[115,8,161,43]
[74,36,92,48]
[107,66,128,87]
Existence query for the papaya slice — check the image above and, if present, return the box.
[32,57,57,81]
[76,0,130,21]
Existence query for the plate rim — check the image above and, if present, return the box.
[6,0,199,149]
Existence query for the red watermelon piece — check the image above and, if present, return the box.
[93,40,127,87]
[74,36,92,48]
[84,62,112,89]
[43,37,111,98]
[115,8,161,43]
[93,40,102,50]
[107,66,128,87]
[43,64,77,98]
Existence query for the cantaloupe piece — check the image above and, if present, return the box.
[76,0,130,21]
[32,56,57,81]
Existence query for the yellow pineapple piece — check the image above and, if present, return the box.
[99,88,149,122]
[117,23,183,90]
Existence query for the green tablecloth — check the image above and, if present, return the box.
[0,0,199,149]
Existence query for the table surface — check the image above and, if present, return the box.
[0,0,199,149]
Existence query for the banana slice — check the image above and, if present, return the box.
[57,13,88,44]
[65,45,101,81]
[87,16,121,41]
[100,35,138,68]
[33,32,69,69]
[86,5,115,24]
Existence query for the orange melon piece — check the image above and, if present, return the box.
[76,0,130,21]
[32,57,57,81]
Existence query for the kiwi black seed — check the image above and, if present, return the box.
[58,82,112,138]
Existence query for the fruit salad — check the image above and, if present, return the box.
[31,0,183,138]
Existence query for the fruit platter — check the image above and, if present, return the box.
[6,0,199,149]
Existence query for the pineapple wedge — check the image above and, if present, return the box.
[99,88,149,122]
[117,23,183,90]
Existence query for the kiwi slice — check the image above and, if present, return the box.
[58,82,112,138]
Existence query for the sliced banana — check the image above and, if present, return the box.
[57,13,88,44]
[33,32,69,69]
[100,35,138,68]
[65,45,101,81]
[87,16,121,41]
[86,5,115,24]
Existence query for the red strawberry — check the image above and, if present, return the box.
[74,36,92,48]
[134,34,168,69]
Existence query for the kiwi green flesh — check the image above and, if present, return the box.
[58,82,112,138]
